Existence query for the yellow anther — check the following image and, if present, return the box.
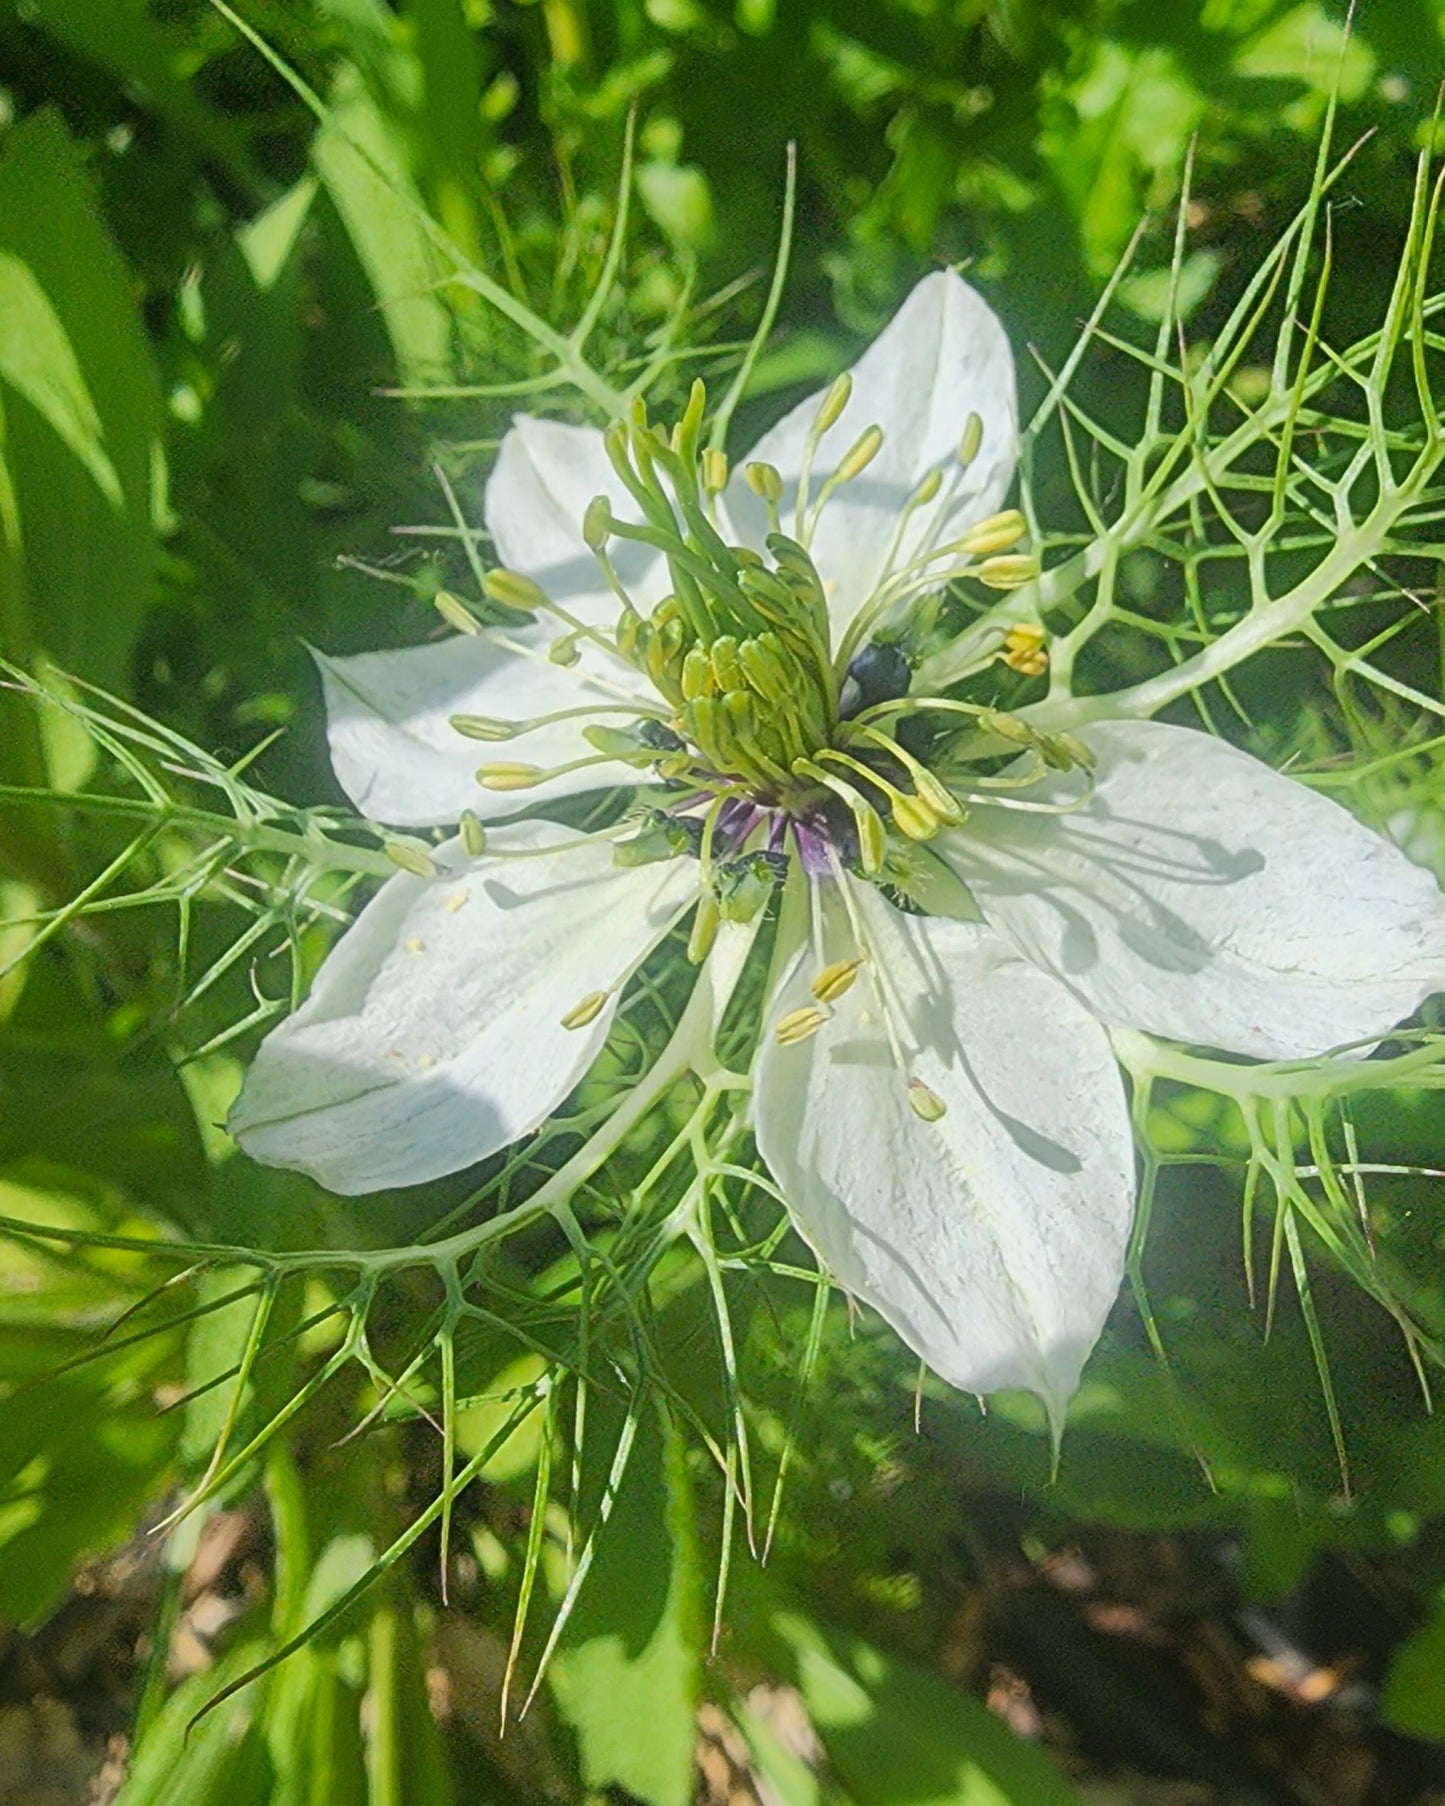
[815,371,853,433]
[775,1005,829,1046]
[811,958,863,1004]
[483,568,549,612]
[561,990,608,1030]
[701,449,729,494]
[476,762,544,790]
[834,423,884,485]
[908,1078,947,1122]
[913,466,943,504]
[1057,731,1096,771]
[977,554,1040,591]
[433,589,480,635]
[856,804,887,876]
[385,840,440,878]
[709,635,744,692]
[1002,623,1048,677]
[979,709,1034,746]
[687,893,719,965]
[891,792,941,842]
[911,767,968,826]
[681,646,716,701]
[746,462,784,503]
[451,713,514,741]
[958,412,983,469]
[582,495,612,552]
[960,509,1028,556]
[459,811,487,857]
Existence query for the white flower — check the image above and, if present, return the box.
[231,272,1445,1425]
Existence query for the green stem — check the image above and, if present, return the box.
[0,785,397,879]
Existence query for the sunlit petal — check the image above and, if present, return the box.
[230,824,698,1193]
[727,271,1017,641]
[946,719,1445,1059]
[755,880,1134,1423]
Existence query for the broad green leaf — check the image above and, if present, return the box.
[0,1377,176,1625]
[773,1613,1084,1806]
[1383,1586,1445,1740]
[113,1642,271,1806]
[6,0,262,190]
[549,1400,702,1806]
[312,62,457,386]
[0,107,163,685]
[0,250,120,508]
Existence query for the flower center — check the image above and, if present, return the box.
[461,380,1092,915]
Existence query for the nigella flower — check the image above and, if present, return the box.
[232,273,1445,1424]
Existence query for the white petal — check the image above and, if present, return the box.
[727,271,1017,643]
[947,719,1445,1059]
[485,415,669,626]
[754,881,1135,1420]
[317,634,652,827]
[230,824,698,1193]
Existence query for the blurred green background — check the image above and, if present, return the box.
[6,2,1445,1803]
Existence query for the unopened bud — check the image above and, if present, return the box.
[957,412,983,470]
[550,633,582,667]
[385,840,439,878]
[450,713,514,741]
[582,495,612,552]
[811,958,863,1004]
[459,811,487,857]
[775,1005,829,1046]
[908,1078,947,1123]
[745,461,784,504]
[977,554,1039,591]
[476,762,544,790]
[834,423,883,485]
[483,568,549,613]
[561,990,608,1030]
[815,371,853,433]
[961,509,1028,556]
[433,589,480,635]
[701,449,729,494]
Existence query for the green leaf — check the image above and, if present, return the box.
[0,1376,176,1625]
[0,107,163,685]
[0,250,120,508]
[6,0,262,192]
[773,1613,1084,1806]
[312,62,458,387]
[548,1399,702,1806]
[113,1641,272,1806]
[1383,1586,1445,1741]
